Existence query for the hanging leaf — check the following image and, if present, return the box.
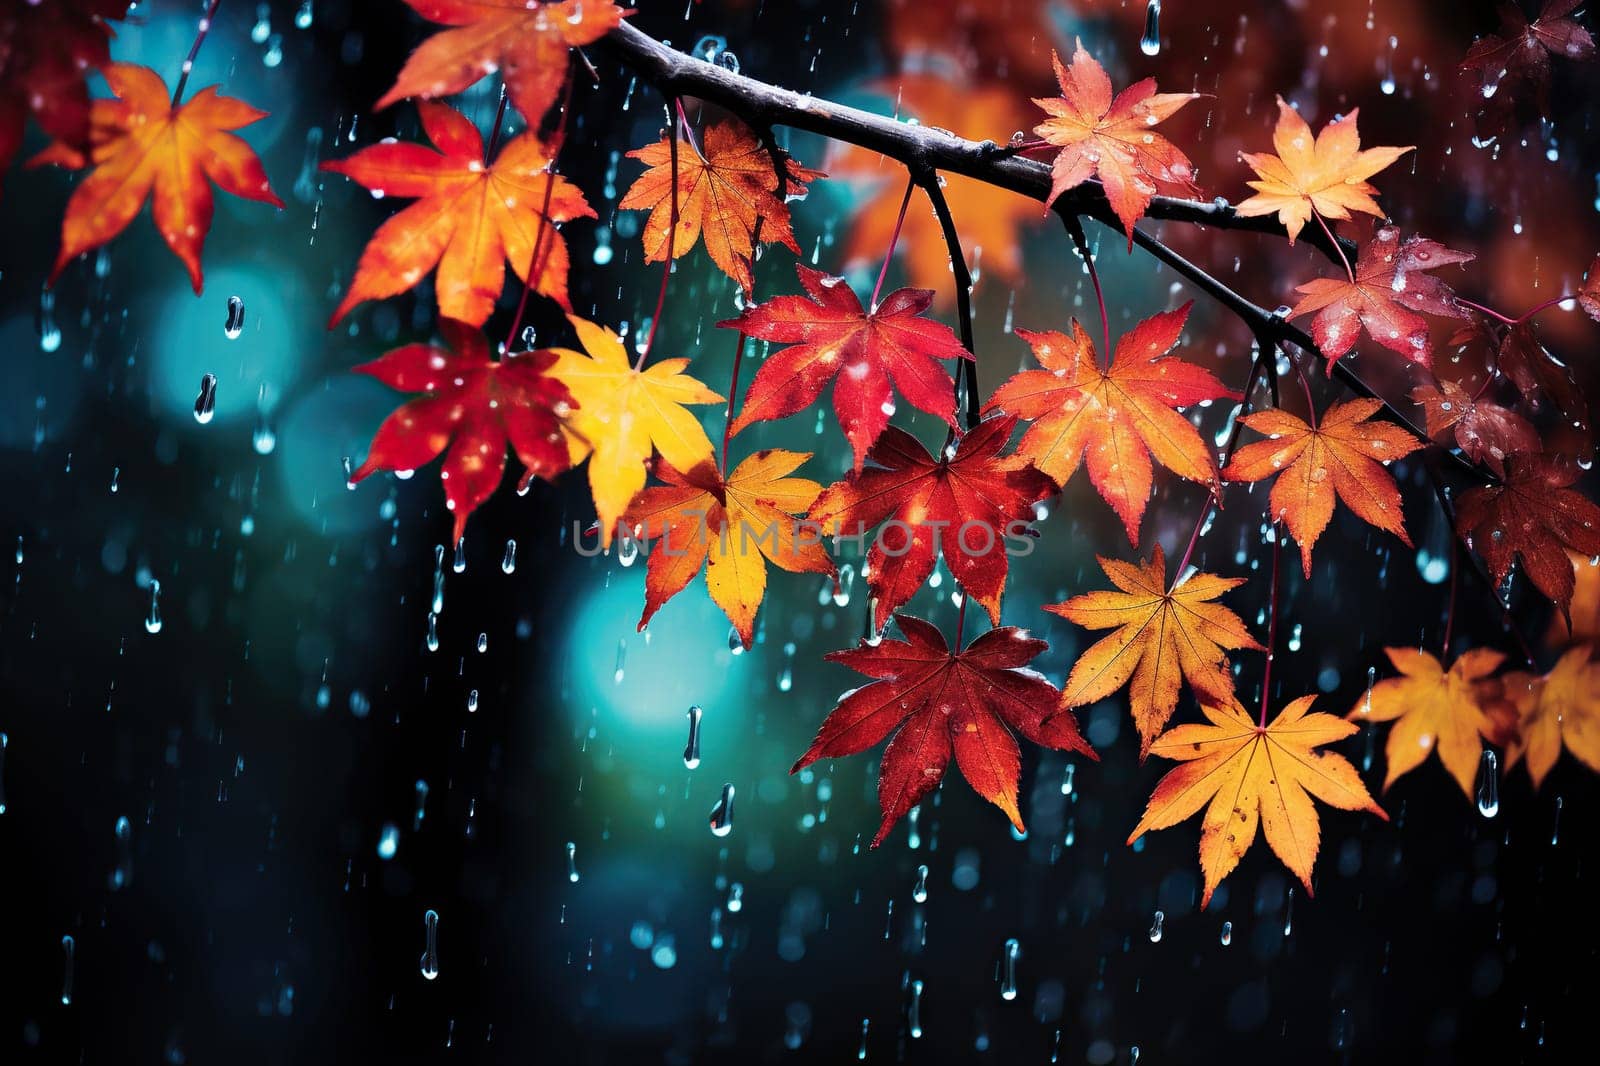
[377,0,629,124]
[32,64,282,292]
[0,0,124,180]
[807,415,1053,633]
[1347,647,1507,799]
[986,303,1235,544]
[1048,545,1261,758]
[620,116,822,294]
[1130,696,1387,908]
[1222,398,1423,577]
[1032,41,1202,244]
[793,615,1096,847]
[350,319,573,544]
[546,315,723,547]
[1501,646,1600,789]
[622,451,835,647]
[322,101,594,326]
[1410,377,1539,476]
[1234,98,1412,244]
[718,263,970,471]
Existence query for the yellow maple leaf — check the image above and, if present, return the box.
[547,316,723,545]
[1234,97,1412,244]
[1130,696,1387,907]
[1046,544,1261,758]
[622,450,835,647]
[1346,647,1505,799]
[1503,646,1600,789]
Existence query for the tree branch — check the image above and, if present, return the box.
[597,22,1478,477]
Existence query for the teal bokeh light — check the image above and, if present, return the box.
[562,567,747,745]
[275,375,397,535]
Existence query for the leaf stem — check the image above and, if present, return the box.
[172,0,223,106]
[1289,350,1319,429]
[1260,522,1283,728]
[918,169,980,432]
[636,95,682,370]
[1064,216,1112,365]
[484,84,511,161]
[1313,211,1356,285]
[1453,298,1517,326]
[869,177,915,312]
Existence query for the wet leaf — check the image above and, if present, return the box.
[1223,398,1423,576]
[1130,695,1386,908]
[793,615,1095,847]
[1501,646,1600,789]
[986,303,1235,544]
[322,102,594,326]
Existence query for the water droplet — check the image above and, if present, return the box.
[1148,910,1165,943]
[224,296,246,339]
[1476,749,1500,818]
[1140,0,1162,56]
[193,374,218,424]
[912,864,929,903]
[60,936,75,1005]
[419,909,440,980]
[1220,920,1233,947]
[709,782,736,836]
[683,705,703,769]
[999,938,1020,999]
[501,539,517,574]
[377,822,400,860]
[144,579,163,634]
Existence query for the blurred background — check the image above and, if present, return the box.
[2,0,1599,1062]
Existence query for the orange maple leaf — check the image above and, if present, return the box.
[1033,41,1201,244]
[984,302,1236,544]
[1347,648,1506,799]
[619,116,822,294]
[322,102,595,327]
[622,451,835,648]
[830,76,1040,302]
[793,614,1096,847]
[1234,98,1412,244]
[32,64,282,292]
[1222,398,1423,576]
[1047,545,1262,758]
[1130,695,1387,908]
[1501,646,1600,790]
[350,319,574,544]
[377,0,629,124]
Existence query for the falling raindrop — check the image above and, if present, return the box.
[224,296,246,339]
[1148,910,1164,943]
[1476,749,1500,818]
[1551,795,1563,845]
[60,936,75,1005]
[39,288,61,352]
[1283,888,1295,937]
[501,539,517,574]
[413,779,430,830]
[145,580,163,634]
[1220,920,1233,947]
[377,822,400,860]
[907,979,924,1038]
[709,783,736,836]
[110,815,133,890]
[466,689,478,713]
[452,538,466,573]
[425,612,439,652]
[566,841,580,882]
[777,642,795,691]
[999,938,1020,1000]
[683,705,703,769]
[193,374,218,424]
[912,864,929,903]
[419,909,440,980]
[1140,0,1162,56]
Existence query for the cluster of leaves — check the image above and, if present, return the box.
[10,0,1600,910]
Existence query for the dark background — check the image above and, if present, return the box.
[2,1,1599,1063]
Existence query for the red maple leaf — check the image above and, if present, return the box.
[1289,224,1473,370]
[792,614,1096,847]
[1494,320,1586,426]
[350,319,573,544]
[718,264,971,471]
[1461,0,1595,131]
[808,415,1055,633]
[1411,378,1539,475]
[0,0,124,180]
[1456,453,1600,616]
